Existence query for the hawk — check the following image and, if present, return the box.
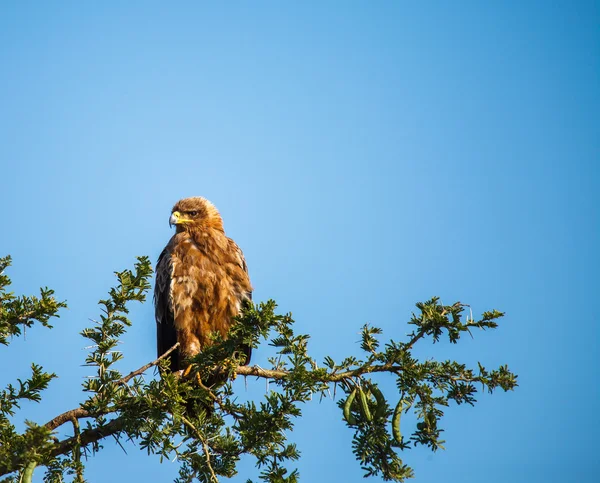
[154,197,252,375]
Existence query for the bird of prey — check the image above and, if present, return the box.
[154,197,252,376]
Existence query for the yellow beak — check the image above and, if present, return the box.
[169,211,191,227]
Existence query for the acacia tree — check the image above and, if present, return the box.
[0,255,517,482]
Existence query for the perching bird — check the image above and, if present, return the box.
[154,197,253,377]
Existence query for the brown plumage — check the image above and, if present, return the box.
[154,197,252,374]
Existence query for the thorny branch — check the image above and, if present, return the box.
[234,362,402,381]
[1,259,514,483]
[45,342,180,431]
[4,332,503,475]
[0,347,413,476]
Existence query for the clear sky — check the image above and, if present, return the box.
[0,1,598,482]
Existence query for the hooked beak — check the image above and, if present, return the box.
[169,211,182,228]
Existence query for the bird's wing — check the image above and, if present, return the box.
[228,238,253,365]
[154,246,180,371]
[231,239,252,301]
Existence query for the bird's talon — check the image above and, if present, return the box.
[183,364,193,378]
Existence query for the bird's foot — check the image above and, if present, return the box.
[182,364,193,378]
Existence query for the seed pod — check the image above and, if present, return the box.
[392,399,404,443]
[369,384,387,421]
[357,385,373,422]
[343,388,358,425]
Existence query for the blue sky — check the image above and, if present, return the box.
[0,1,598,482]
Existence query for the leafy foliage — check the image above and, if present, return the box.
[0,257,62,482]
[0,256,518,483]
[0,256,66,345]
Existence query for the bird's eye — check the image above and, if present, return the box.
[189,211,198,216]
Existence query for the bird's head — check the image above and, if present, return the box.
[169,197,224,232]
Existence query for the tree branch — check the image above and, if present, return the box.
[71,416,84,483]
[405,330,426,350]
[181,416,219,483]
[118,342,180,386]
[50,417,126,458]
[45,343,180,431]
[45,407,92,432]
[21,461,36,483]
[235,362,403,382]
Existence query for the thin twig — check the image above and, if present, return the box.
[405,329,426,350]
[70,417,84,483]
[181,416,219,483]
[118,342,180,386]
